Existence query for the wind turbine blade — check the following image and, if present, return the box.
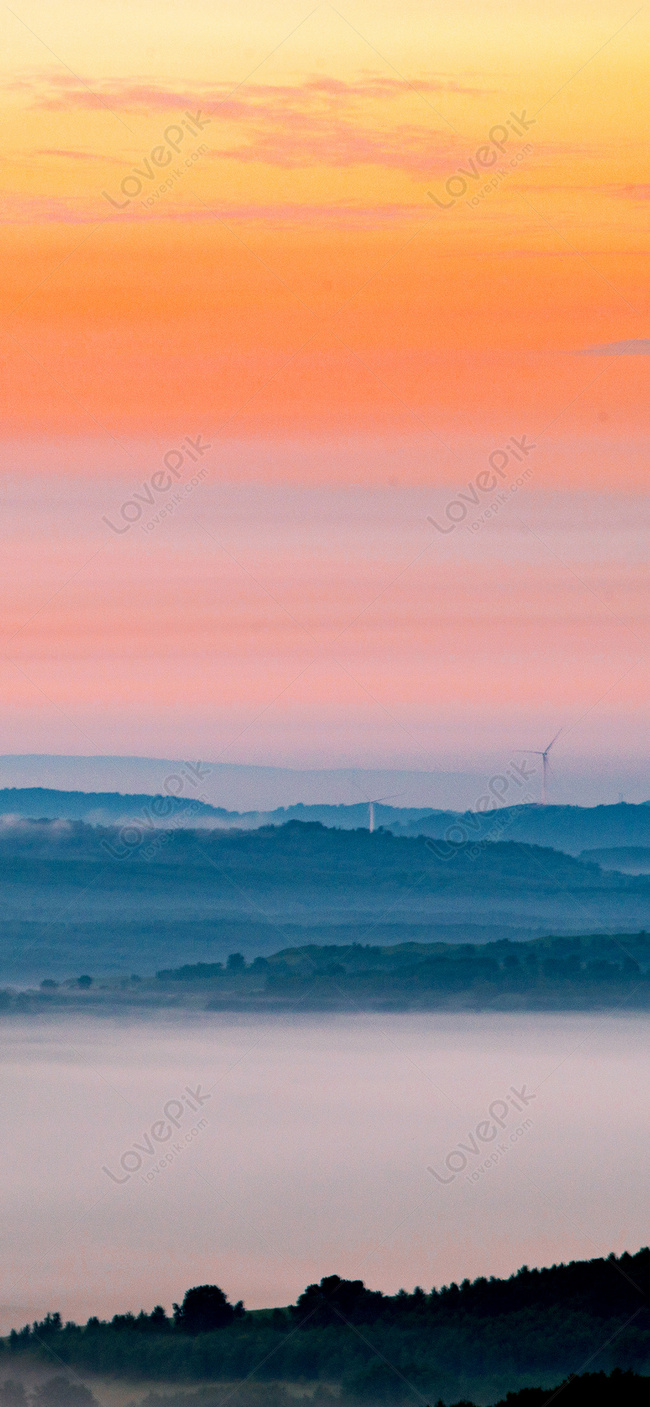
[544,728,563,754]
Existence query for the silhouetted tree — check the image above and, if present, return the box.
[292,1275,385,1327]
[173,1286,242,1334]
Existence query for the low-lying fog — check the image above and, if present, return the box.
[1,1010,648,1332]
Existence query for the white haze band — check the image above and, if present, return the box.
[102,1085,211,1185]
[428,1085,536,1185]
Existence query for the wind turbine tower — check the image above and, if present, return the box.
[367,794,400,832]
[517,729,563,805]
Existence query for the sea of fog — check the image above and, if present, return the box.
[1,1010,648,1334]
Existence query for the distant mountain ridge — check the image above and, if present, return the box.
[0,757,518,812]
[0,786,231,825]
[398,802,650,855]
[2,817,650,982]
[2,789,650,857]
[580,847,650,873]
[2,754,650,809]
[0,787,434,831]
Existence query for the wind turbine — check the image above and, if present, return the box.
[367,794,401,833]
[346,778,406,833]
[515,729,563,805]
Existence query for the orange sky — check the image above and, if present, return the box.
[0,1,649,777]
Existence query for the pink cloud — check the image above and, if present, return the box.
[207,119,458,174]
[5,72,586,185]
[0,190,433,226]
[29,148,116,162]
[4,70,488,112]
[605,183,650,200]
[7,73,593,179]
[1,70,484,176]
[0,193,96,223]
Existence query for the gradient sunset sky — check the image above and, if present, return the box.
[1,0,649,793]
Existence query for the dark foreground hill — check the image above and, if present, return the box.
[6,1249,650,1404]
[1,820,650,983]
[2,1370,646,1407]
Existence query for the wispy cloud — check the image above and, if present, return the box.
[605,183,650,200]
[205,123,458,175]
[7,70,488,111]
[28,147,117,162]
[5,72,594,181]
[4,70,486,177]
[0,191,433,226]
[576,339,650,355]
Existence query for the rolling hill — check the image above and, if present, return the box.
[1,818,649,983]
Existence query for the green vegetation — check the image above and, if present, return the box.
[194,929,650,1009]
[3,818,650,985]
[4,1252,650,1403]
[4,930,650,1012]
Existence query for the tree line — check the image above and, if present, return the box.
[5,1253,650,1402]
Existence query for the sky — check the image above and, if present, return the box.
[1,0,649,796]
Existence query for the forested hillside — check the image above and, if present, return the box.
[6,1250,650,1404]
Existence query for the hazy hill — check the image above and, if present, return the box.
[580,847,650,873]
[4,789,650,857]
[18,928,648,1013]
[1,819,650,982]
[0,757,514,812]
[0,787,434,831]
[2,753,650,808]
[399,801,650,855]
[0,787,231,825]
